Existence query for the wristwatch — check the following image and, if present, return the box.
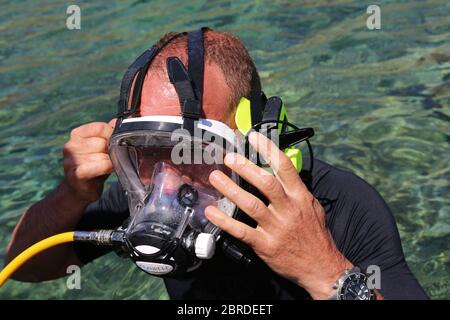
[328,266,375,300]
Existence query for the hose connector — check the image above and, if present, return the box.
[74,230,125,246]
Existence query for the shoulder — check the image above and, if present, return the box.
[306,158,393,219]
[308,158,381,199]
[305,158,403,263]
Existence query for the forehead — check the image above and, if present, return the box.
[138,63,233,121]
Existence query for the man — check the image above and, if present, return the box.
[5,28,428,299]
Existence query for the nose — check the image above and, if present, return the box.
[160,173,183,194]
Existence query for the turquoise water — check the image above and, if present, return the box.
[0,0,449,299]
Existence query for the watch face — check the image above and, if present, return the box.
[339,273,374,300]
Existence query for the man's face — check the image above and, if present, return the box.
[137,62,235,189]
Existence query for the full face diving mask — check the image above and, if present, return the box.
[109,117,240,275]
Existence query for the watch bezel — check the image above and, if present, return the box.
[336,268,375,300]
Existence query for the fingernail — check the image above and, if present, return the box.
[205,206,218,220]
[108,118,117,127]
[224,153,235,166]
[209,170,221,183]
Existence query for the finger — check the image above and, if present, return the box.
[83,152,111,162]
[63,153,109,168]
[205,205,262,249]
[64,153,111,174]
[64,137,109,156]
[70,122,113,140]
[224,152,287,206]
[73,159,113,181]
[209,170,273,227]
[108,118,117,127]
[248,131,307,192]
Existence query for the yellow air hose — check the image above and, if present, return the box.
[0,232,74,287]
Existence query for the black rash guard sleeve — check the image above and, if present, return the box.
[73,158,428,299]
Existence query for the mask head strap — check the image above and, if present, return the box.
[250,68,264,126]
[167,28,206,135]
[117,47,158,118]
[116,32,186,120]
[187,28,205,106]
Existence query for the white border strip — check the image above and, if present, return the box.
[123,116,238,146]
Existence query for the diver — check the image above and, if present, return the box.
[4,28,428,300]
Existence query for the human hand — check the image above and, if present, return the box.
[206,131,352,299]
[62,121,115,203]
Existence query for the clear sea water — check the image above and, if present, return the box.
[0,0,448,299]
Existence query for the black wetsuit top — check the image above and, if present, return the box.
[74,158,428,300]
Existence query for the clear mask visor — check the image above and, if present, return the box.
[109,130,238,240]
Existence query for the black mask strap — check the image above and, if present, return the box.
[187,28,205,105]
[116,32,186,119]
[167,57,197,111]
[117,47,159,118]
[250,68,264,126]
[167,28,205,135]
[182,29,205,134]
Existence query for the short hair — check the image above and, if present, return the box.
[148,28,260,111]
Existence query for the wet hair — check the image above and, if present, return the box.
[149,28,260,111]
